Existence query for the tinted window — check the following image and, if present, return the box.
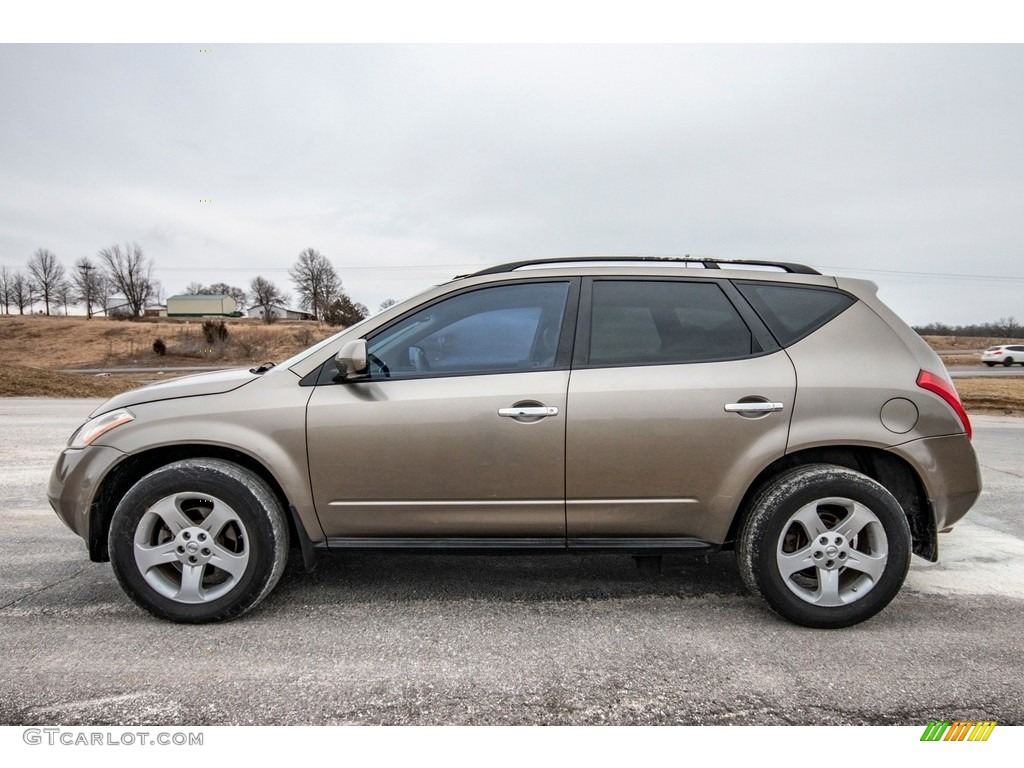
[588,280,756,366]
[366,282,569,378]
[736,282,854,346]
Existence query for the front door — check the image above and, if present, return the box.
[306,279,576,541]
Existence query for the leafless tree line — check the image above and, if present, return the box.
[1,243,159,319]
[914,317,1024,339]
[2,244,376,328]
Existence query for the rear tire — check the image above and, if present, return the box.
[108,459,289,623]
[738,464,911,628]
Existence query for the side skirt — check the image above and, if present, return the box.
[320,537,716,555]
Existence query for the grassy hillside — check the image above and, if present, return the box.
[0,364,152,398]
[0,315,337,369]
[1,316,1022,412]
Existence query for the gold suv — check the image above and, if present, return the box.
[49,257,981,627]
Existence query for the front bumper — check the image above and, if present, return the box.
[48,444,127,546]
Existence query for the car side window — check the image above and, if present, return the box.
[735,281,855,346]
[366,281,570,379]
[587,280,757,366]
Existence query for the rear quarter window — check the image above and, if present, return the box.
[735,281,855,346]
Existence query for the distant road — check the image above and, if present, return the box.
[59,365,238,374]
[949,367,1024,378]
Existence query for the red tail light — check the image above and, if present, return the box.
[917,369,972,440]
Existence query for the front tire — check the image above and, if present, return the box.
[1003,357,1014,367]
[738,464,911,628]
[108,459,289,623]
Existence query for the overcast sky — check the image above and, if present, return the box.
[1,44,1022,324]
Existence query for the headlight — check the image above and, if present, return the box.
[68,408,135,449]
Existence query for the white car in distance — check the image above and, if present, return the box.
[981,344,1024,366]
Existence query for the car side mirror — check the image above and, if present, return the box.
[334,339,368,381]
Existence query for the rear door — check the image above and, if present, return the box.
[565,277,796,546]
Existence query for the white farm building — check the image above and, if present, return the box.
[246,304,313,321]
[166,294,238,317]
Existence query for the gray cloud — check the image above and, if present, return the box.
[1,44,1022,322]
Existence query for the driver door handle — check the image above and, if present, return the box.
[498,406,559,418]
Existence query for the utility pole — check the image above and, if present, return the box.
[79,260,95,319]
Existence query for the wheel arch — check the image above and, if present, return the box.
[88,444,308,563]
[727,445,937,561]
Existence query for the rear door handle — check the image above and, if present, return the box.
[724,402,784,413]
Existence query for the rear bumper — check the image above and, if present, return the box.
[888,433,981,531]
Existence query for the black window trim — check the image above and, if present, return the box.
[573,276,780,370]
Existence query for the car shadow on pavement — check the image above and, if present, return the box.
[267,548,749,607]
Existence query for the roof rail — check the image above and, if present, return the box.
[463,256,821,277]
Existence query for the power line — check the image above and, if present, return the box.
[150,264,476,273]
[6,259,1024,284]
[817,264,1024,283]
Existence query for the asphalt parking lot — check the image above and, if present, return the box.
[0,399,1021,725]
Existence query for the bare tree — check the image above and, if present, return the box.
[56,279,75,315]
[994,316,1022,338]
[72,257,105,319]
[27,248,65,315]
[289,248,340,322]
[0,266,12,314]
[249,275,290,324]
[11,272,33,315]
[184,281,205,295]
[378,298,397,313]
[96,273,116,315]
[98,242,156,319]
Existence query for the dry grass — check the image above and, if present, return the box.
[0,364,151,398]
[954,378,1024,416]
[940,353,983,368]
[922,335,1024,351]
[0,315,336,369]
[3,320,1024,413]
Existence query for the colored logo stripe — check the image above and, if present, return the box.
[921,721,950,741]
[920,720,996,741]
[968,721,997,741]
